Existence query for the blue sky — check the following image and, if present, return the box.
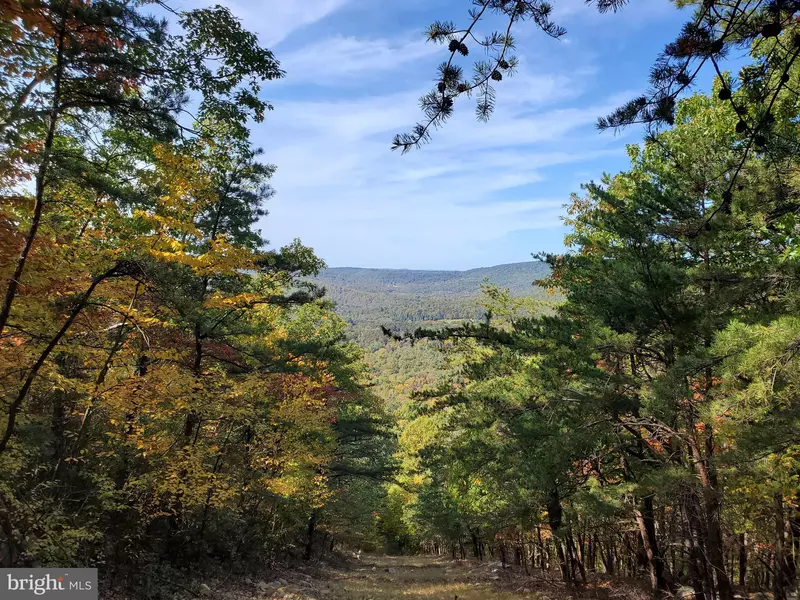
[170,0,692,270]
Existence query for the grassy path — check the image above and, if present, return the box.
[320,555,539,599]
[191,555,643,600]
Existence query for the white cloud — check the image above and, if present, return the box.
[163,0,645,269]
[553,0,675,22]
[279,35,439,83]
[254,69,628,268]
[171,0,351,47]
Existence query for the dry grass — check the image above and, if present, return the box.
[104,555,784,600]
[317,555,644,600]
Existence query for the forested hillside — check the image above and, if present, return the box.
[313,262,550,344]
[316,262,549,296]
[312,263,552,411]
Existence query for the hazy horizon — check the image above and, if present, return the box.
[320,259,543,272]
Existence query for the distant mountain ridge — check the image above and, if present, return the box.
[311,262,550,345]
[315,261,550,297]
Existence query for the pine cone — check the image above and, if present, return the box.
[491,71,502,81]
[721,190,733,214]
[459,43,469,56]
[449,40,460,53]
[761,23,782,38]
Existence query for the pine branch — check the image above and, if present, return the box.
[393,0,561,153]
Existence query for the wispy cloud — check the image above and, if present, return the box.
[208,0,681,269]
[553,0,675,22]
[208,0,352,47]
[256,71,628,268]
[280,35,439,83]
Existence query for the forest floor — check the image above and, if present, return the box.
[319,554,537,599]
[162,554,791,600]
[133,555,789,600]
[211,555,653,600]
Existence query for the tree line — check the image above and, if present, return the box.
[0,0,391,594]
[391,16,800,600]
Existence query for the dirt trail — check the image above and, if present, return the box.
[320,555,540,599]
[176,555,640,600]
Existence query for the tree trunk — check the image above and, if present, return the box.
[690,433,734,600]
[547,489,570,582]
[536,526,546,570]
[304,510,317,561]
[0,6,68,339]
[635,495,675,594]
[0,265,120,453]
[684,490,711,600]
[471,530,482,560]
[773,493,789,600]
[601,537,615,575]
[566,527,586,583]
[738,533,747,587]
[588,534,598,573]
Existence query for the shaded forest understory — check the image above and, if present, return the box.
[1,1,800,600]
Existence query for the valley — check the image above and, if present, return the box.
[312,262,552,410]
